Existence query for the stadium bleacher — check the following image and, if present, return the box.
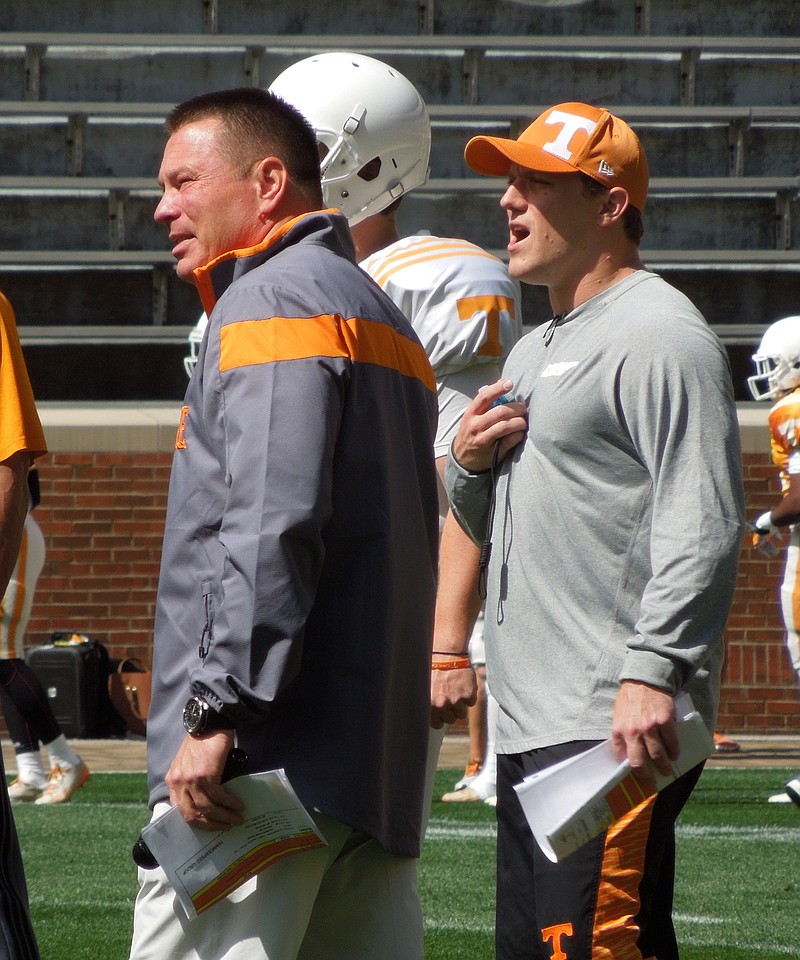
[0,1,797,400]
[2,34,800,106]
[3,102,799,179]
[2,0,798,39]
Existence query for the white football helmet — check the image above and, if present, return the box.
[748,315,800,401]
[269,52,431,226]
[184,312,208,379]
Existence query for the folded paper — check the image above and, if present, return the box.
[142,769,326,917]
[513,693,713,862]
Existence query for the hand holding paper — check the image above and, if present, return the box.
[611,681,681,782]
[166,732,243,832]
[141,769,326,918]
[513,693,712,863]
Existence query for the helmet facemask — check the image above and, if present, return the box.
[747,316,800,401]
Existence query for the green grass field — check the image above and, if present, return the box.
[8,767,800,959]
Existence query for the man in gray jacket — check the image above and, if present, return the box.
[446,102,744,960]
[129,88,439,960]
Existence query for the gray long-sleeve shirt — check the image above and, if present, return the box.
[447,271,744,752]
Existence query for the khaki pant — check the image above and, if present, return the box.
[129,808,423,960]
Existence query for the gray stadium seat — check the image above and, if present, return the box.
[0,18,795,400]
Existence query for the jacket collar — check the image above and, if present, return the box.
[193,209,353,316]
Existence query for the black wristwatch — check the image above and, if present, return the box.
[182,696,235,737]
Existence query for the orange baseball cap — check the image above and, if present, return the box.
[465,102,649,211]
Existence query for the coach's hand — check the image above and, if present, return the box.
[611,681,679,789]
[451,379,527,474]
[166,731,245,831]
[430,655,478,728]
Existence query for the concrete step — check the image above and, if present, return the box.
[1,176,798,253]
[2,34,799,106]
[3,0,798,39]
[3,102,799,179]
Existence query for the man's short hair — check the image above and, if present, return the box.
[166,88,323,205]
[579,172,644,246]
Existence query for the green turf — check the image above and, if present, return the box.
[7,767,800,959]
[11,772,147,960]
[673,768,800,960]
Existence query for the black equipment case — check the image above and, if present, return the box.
[25,633,118,738]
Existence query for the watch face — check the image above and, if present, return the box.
[183,697,206,734]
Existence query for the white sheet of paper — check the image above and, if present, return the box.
[513,693,713,862]
[141,768,326,918]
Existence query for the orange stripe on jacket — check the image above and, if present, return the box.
[219,314,436,391]
[592,795,656,959]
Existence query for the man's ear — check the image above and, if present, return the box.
[254,156,289,213]
[598,186,630,226]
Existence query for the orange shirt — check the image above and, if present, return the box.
[0,290,46,463]
[768,388,800,494]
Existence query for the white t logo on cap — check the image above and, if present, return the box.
[542,110,597,161]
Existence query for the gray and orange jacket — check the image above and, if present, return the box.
[147,211,440,857]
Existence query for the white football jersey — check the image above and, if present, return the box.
[361,234,522,459]
[360,234,522,378]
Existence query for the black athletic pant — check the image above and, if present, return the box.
[0,659,61,755]
[496,742,703,960]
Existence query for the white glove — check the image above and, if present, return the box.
[751,512,783,557]
[753,511,778,535]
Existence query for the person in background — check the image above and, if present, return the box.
[748,315,800,806]
[129,87,439,960]
[440,612,499,804]
[446,102,744,959]
[0,469,90,805]
[0,287,47,959]
[267,52,522,809]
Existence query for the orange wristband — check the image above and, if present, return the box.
[430,657,472,671]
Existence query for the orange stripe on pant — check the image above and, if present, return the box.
[784,531,800,672]
[592,794,656,959]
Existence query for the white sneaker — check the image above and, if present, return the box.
[442,766,496,804]
[34,761,90,805]
[7,779,45,803]
[442,761,483,802]
[442,784,483,802]
[785,777,800,807]
[768,791,792,803]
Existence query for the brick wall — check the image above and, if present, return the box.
[718,451,800,733]
[26,451,172,665]
[17,403,800,737]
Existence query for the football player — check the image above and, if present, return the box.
[0,470,89,805]
[748,315,800,806]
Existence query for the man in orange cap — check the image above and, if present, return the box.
[444,103,744,959]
